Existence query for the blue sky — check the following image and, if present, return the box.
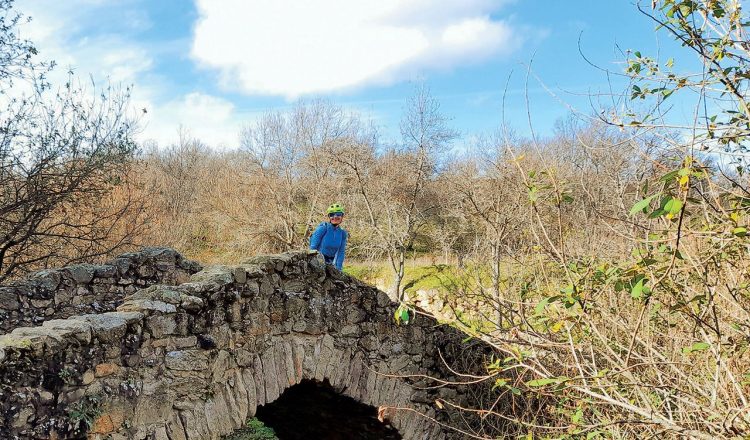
[14,0,689,149]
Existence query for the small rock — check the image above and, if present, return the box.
[136,264,156,278]
[113,257,131,275]
[117,299,176,314]
[233,267,247,284]
[90,414,114,434]
[0,290,19,310]
[340,324,361,337]
[94,265,117,278]
[30,270,62,291]
[82,369,95,385]
[65,264,95,284]
[165,350,209,371]
[30,299,52,309]
[95,363,119,378]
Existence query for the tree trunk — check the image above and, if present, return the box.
[491,241,503,329]
[391,250,406,302]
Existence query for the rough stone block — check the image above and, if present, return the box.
[165,350,209,371]
[41,318,93,344]
[165,412,187,440]
[146,315,177,339]
[90,414,115,434]
[232,267,247,284]
[211,350,232,383]
[65,264,96,284]
[82,312,143,343]
[282,340,297,387]
[30,299,52,309]
[95,363,120,378]
[241,368,258,416]
[179,407,211,440]
[260,348,280,403]
[232,370,249,423]
[179,295,203,312]
[94,264,118,278]
[30,269,62,291]
[252,354,266,406]
[117,299,176,314]
[0,290,20,310]
[313,334,335,381]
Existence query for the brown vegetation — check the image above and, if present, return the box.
[3,0,749,438]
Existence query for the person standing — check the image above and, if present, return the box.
[309,203,348,270]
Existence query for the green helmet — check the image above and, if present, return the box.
[326,203,345,214]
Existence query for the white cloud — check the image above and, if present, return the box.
[16,1,153,86]
[139,92,246,148]
[13,0,246,149]
[191,0,522,98]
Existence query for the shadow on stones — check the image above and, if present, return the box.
[255,379,402,440]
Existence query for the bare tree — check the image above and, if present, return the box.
[0,0,144,281]
[239,100,362,251]
[332,86,456,299]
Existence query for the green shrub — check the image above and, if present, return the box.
[223,418,278,440]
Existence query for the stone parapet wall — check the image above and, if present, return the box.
[0,251,492,440]
[0,248,202,334]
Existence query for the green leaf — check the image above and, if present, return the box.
[732,227,747,237]
[666,58,674,68]
[528,186,539,203]
[664,197,683,215]
[526,378,559,387]
[572,407,584,424]
[534,296,557,315]
[400,307,410,324]
[660,169,680,182]
[394,304,411,325]
[629,193,660,216]
[492,378,508,390]
[682,342,710,354]
[631,278,645,299]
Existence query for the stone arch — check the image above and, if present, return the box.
[1,252,491,440]
[253,378,402,439]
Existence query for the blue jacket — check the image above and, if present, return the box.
[309,222,347,270]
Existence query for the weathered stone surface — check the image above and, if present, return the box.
[165,412,188,440]
[82,311,143,343]
[0,289,20,310]
[118,299,176,314]
[165,350,209,371]
[30,269,62,291]
[0,251,495,440]
[65,264,96,284]
[180,295,203,312]
[95,362,119,377]
[39,318,93,344]
[146,315,177,338]
[0,248,200,334]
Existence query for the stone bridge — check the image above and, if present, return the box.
[0,250,497,440]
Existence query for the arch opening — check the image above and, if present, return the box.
[254,379,402,440]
